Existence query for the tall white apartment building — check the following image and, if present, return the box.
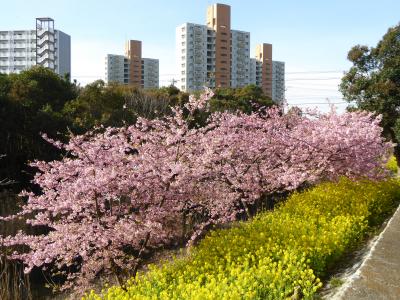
[105,40,159,89]
[176,23,208,91]
[249,58,257,85]
[177,4,234,92]
[142,58,159,89]
[177,22,251,92]
[0,18,70,76]
[105,54,129,84]
[272,61,285,103]
[231,30,250,88]
[177,3,285,103]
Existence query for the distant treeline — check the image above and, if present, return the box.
[0,66,273,189]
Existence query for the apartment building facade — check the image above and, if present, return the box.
[177,3,285,103]
[272,61,285,103]
[142,58,159,89]
[0,18,70,76]
[105,54,128,84]
[105,40,159,89]
[231,30,251,88]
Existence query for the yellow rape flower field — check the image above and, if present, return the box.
[85,178,400,300]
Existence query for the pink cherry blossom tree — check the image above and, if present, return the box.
[0,89,392,293]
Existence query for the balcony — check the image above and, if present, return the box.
[13,61,28,66]
[13,44,29,49]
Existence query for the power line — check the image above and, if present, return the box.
[285,70,344,74]
[287,102,347,105]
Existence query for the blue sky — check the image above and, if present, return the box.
[1,0,399,111]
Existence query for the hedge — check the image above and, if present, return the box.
[85,178,400,300]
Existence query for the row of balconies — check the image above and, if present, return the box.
[0,61,36,67]
[0,51,36,57]
[0,43,36,49]
[0,35,36,41]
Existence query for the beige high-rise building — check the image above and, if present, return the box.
[176,3,284,102]
[206,3,231,88]
[125,40,142,88]
[105,40,159,89]
[255,43,273,98]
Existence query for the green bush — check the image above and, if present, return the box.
[85,178,400,300]
[386,155,398,174]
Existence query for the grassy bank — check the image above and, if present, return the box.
[86,178,400,299]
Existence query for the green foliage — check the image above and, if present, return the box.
[85,179,400,300]
[328,277,344,288]
[340,23,400,164]
[146,85,189,107]
[386,155,398,174]
[62,80,133,133]
[189,84,275,128]
[0,66,78,188]
[210,85,274,114]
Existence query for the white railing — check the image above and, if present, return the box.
[37,35,54,46]
[36,29,54,38]
[37,53,55,63]
[37,44,54,54]
[13,44,28,49]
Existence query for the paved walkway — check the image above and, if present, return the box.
[333,205,400,300]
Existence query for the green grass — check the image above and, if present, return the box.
[85,178,400,300]
[328,277,344,288]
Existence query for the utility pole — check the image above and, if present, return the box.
[170,78,178,87]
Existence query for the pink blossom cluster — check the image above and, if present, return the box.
[0,89,392,292]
